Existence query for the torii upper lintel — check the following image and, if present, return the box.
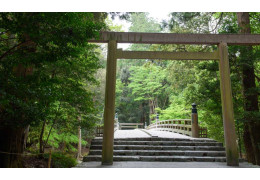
[89,31,260,45]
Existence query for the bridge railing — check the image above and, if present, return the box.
[146,103,207,138]
[95,118,119,137]
[146,119,192,136]
[96,125,103,137]
[146,119,207,138]
[118,123,144,130]
[199,127,207,138]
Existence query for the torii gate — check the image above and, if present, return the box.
[90,32,260,166]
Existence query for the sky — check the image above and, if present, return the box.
[149,12,171,22]
[111,12,171,49]
[2,0,258,12]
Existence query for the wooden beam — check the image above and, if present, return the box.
[102,40,117,165]
[89,32,260,45]
[218,42,239,166]
[117,49,219,60]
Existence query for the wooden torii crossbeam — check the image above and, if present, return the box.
[89,31,260,167]
[90,31,260,45]
[116,49,220,60]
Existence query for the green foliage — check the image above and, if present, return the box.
[0,12,105,127]
[159,94,190,120]
[116,75,145,123]
[115,13,165,124]
[0,13,106,157]
[44,152,77,168]
[129,12,161,33]
[129,63,166,101]
[128,13,161,52]
[43,125,87,152]
[165,12,214,33]
[105,17,124,32]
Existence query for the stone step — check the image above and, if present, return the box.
[91,141,223,147]
[83,155,226,162]
[88,150,226,157]
[92,137,216,142]
[90,145,225,151]
[87,137,226,162]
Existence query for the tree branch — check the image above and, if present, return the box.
[44,102,61,148]
[255,74,260,82]
[0,40,30,61]
[0,38,18,42]
[211,12,224,33]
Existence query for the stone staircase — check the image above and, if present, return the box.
[84,137,226,162]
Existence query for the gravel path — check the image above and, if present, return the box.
[114,129,194,139]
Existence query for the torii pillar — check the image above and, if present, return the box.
[218,42,239,166]
[102,40,117,165]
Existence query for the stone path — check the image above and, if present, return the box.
[114,129,150,138]
[143,129,194,139]
[114,129,194,139]
[76,161,259,168]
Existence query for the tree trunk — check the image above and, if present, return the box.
[0,61,34,168]
[149,100,152,125]
[0,64,34,167]
[139,103,143,124]
[77,116,82,160]
[0,126,27,168]
[142,103,147,127]
[237,12,260,165]
[23,125,30,149]
[243,123,255,163]
[149,99,158,124]
[39,119,47,154]
[236,123,242,159]
[0,33,36,167]
[154,97,158,115]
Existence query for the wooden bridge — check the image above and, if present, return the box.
[96,103,206,138]
[97,119,207,138]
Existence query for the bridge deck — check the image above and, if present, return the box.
[114,129,194,139]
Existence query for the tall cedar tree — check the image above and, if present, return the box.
[0,13,105,167]
[236,12,260,165]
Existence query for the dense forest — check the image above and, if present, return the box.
[0,12,259,167]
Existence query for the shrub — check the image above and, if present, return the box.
[44,152,77,168]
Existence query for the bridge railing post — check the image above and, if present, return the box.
[191,103,199,138]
